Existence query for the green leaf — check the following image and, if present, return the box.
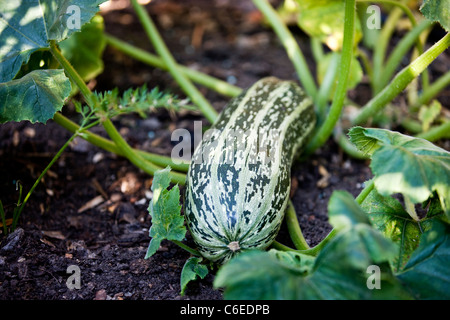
[59,14,106,84]
[214,250,311,300]
[268,249,315,274]
[360,188,442,272]
[180,257,209,296]
[145,166,186,259]
[347,126,382,155]
[294,0,362,51]
[328,190,371,231]
[418,100,441,132]
[397,221,450,299]
[0,0,106,82]
[348,127,450,218]
[327,191,399,267]
[215,237,408,300]
[0,69,71,123]
[215,191,410,300]
[420,0,450,32]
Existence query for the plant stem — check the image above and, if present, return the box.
[298,229,338,256]
[172,240,202,257]
[310,37,324,64]
[270,240,297,252]
[416,121,450,141]
[285,201,310,250]
[378,20,432,90]
[12,131,79,230]
[355,179,375,204]
[49,41,94,106]
[317,52,340,121]
[130,0,218,124]
[252,0,318,101]
[352,32,450,125]
[104,33,242,98]
[372,7,403,94]
[357,49,373,82]
[401,117,423,134]
[304,0,356,155]
[53,112,190,173]
[282,177,375,257]
[102,118,187,185]
[413,71,450,110]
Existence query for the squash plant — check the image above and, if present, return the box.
[0,0,449,299]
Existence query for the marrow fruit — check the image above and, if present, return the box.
[185,77,315,263]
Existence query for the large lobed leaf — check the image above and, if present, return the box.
[0,69,71,123]
[349,127,450,218]
[397,221,450,299]
[214,191,410,299]
[360,188,443,272]
[420,0,450,32]
[0,0,106,124]
[145,167,186,259]
[0,0,106,82]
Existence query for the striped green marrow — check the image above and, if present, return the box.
[185,77,315,264]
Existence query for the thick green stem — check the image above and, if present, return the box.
[252,0,318,100]
[304,0,356,155]
[102,118,187,185]
[413,71,450,110]
[352,33,450,125]
[50,41,94,106]
[416,121,450,141]
[53,113,190,173]
[130,0,218,124]
[104,33,242,98]
[378,20,432,89]
[285,201,310,250]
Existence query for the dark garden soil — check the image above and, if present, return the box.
[0,0,448,300]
